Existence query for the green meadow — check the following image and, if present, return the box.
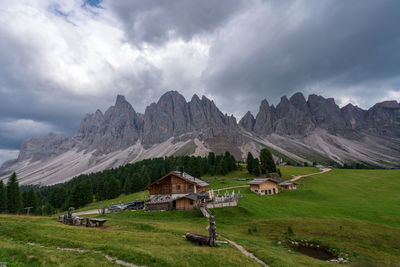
[0,167,399,266]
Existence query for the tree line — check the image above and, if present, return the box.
[0,173,55,215]
[1,151,239,215]
[246,148,279,177]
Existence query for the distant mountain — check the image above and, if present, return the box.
[1,91,399,185]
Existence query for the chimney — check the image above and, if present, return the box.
[180,166,184,177]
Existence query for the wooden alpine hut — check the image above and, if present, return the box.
[248,178,279,196]
[145,170,209,211]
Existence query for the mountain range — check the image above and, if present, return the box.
[1,91,399,185]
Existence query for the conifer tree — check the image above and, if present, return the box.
[123,176,133,195]
[260,148,276,173]
[6,173,21,213]
[81,180,93,205]
[42,202,55,215]
[0,180,7,213]
[246,152,254,174]
[141,170,151,189]
[106,177,120,199]
[22,189,39,214]
[50,185,66,209]
[70,183,83,208]
[96,179,106,201]
[253,158,260,176]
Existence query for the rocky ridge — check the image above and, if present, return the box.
[1,91,399,185]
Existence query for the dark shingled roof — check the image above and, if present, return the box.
[279,181,300,186]
[147,171,209,189]
[172,171,209,187]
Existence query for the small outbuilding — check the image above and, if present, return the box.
[279,181,300,190]
[248,178,279,196]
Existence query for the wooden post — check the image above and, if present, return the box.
[208,216,217,247]
[24,206,33,216]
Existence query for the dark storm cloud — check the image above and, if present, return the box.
[106,0,246,46]
[1,0,400,164]
[201,0,400,115]
[0,13,164,152]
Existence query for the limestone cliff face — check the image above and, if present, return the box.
[366,100,400,137]
[142,91,190,145]
[273,94,315,135]
[249,92,400,137]
[307,94,347,133]
[143,91,241,146]
[239,111,255,132]
[341,104,367,130]
[253,99,273,135]
[18,133,74,162]
[74,95,143,155]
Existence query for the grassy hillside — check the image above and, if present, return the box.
[1,167,399,266]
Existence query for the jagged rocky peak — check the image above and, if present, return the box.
[275,96,290,116]
[253,99,273,135]
[341,103,367,130]
[18,137,45,161]
[273,93,315,135]
[75,95,143,154]
[143,91,241,145]
[239,111,255,132]
[289,92,308,111]
[115,94,126,105]
[307,94,346,131]
[143,91,190,145]
[18,132,74,162]
[366,100,400,137]
[372,100,399,109]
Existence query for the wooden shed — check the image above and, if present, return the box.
[279,181,300,190]
[248,178,279,196]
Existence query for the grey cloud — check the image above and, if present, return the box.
[0,149,19,166]
[202,0,400,115]
[0,8,164,150]
[106,0,246,46]
[1,0,400,155]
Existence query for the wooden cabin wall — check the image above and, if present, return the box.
[171,176,195,194]
[176,198,195,211]
[148,176,172,195]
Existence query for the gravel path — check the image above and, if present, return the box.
[290,168,332,182]
[25,241,145,266]
[223,238,269,267]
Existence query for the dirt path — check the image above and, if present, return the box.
[222,237,269,267]
[290,168,332,182]
[24,241,145,266]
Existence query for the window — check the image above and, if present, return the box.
[188,184,193,190]
[261,190,265,193]
[190,200,194,205]
[176,185,181,190]
[255,189,258,192]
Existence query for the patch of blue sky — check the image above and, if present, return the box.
[83,0,103,8]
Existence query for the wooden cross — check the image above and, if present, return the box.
[24,206,33,215]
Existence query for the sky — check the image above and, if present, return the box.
[0,0,399,164]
